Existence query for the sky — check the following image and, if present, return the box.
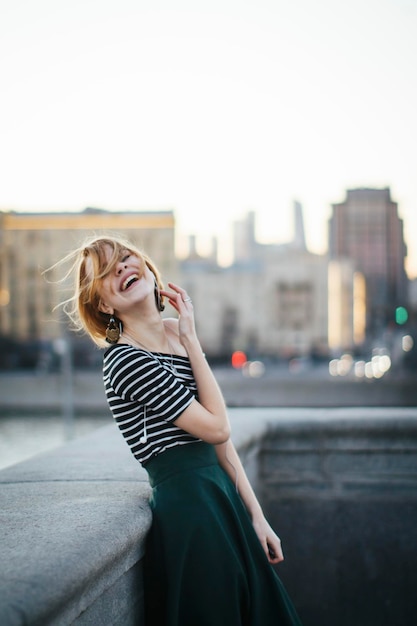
[1,0,416,275]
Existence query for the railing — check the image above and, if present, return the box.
[1,408,417,626]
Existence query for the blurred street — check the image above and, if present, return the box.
[1,362,416,415]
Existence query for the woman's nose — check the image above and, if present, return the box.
[116,261,127,275]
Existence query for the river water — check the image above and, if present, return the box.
[0,414,113,471]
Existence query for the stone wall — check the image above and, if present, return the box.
[259,409,417,626]
[1,408,416,625]
[0,424,152,626]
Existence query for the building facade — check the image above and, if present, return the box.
[328,188,408,337]
[182,210,334,360]
[0,202,367,364]
[0,208,177,342]
[328,259,366,353]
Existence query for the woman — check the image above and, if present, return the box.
[61,234,303,626]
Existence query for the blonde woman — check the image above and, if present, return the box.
[58,235,303,626]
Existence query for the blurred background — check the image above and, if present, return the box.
[1,0,416,468]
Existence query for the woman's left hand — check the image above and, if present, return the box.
[252,515,284,564]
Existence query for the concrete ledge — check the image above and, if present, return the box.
[255,408,417,626]
[1,408,417,626]
[0,425,152,626]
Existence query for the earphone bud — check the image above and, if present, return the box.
[140,435,147,444]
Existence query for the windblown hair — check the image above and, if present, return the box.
[49,235,164,347]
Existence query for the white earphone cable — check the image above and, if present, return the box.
[140,405,147,444]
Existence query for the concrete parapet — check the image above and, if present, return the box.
[0,425,152,626]
[0,408,416,625]
[257,408,417,626]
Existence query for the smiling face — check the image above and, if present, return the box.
[97,247,154,317]
[75,236,164,346]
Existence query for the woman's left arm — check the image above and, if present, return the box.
[215,440,284,565]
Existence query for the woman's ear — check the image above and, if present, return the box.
[98,300,113,315]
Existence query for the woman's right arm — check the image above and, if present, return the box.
[161,283,231,444]
[174,348,231,444]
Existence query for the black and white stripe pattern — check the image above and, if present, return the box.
[103,344,200,465]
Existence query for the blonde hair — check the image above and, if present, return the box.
[51,235,164,347]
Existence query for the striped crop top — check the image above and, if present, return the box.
[103,344,200,465]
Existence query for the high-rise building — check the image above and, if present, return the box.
[328,188,408,337]
[0,208,177,342]
[182,208,330,359]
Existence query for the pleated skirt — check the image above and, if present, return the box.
[143,441,303,626]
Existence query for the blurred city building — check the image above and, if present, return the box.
[181,205,363,360]
[0,197,390,366]
[409,279,417,315]
[328,188,408,339]
[0,209,177,363]
[328,259,366,353]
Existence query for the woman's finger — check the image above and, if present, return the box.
[267,538,284,564]
[162,286,193,310]
[167,283,193,304]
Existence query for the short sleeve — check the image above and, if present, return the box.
[104,345,194,423]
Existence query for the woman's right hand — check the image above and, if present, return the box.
[160,282,196,347]
[162,281,230,445]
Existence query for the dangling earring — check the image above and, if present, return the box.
[154,279,165,312]
[105,316,121,344]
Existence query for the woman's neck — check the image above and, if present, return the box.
[121,313,169,353]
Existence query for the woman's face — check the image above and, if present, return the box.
[94,245,154,317]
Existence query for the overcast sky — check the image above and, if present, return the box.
[1,0,416,275]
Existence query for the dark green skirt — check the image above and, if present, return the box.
[144,441,303,626]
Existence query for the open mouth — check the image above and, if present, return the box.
[121,274,139,291]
